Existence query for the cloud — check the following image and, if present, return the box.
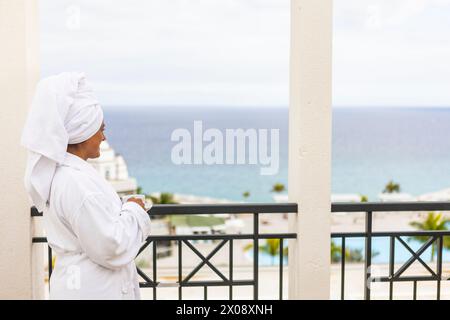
[39,0,450,107]
[333,0,450,106]
[39,0,289,106]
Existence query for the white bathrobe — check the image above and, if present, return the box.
[44,151,151,300]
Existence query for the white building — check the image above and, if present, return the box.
[377,192,414,202]
[87,141,138,196]
[273,193,362,203]
[417,188,450,202]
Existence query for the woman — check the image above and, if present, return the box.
[20,72,151,299]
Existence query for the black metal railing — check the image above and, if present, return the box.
[31,203,298,300]
[332,201,450,300]
[33,201,449,300]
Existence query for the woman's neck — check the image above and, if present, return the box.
[67,147,88,161]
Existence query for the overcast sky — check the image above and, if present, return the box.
[39,0,450,108]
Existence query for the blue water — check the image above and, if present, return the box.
[103,106,450,202]
[247,238,448,265]
[103,106,450,264]
[104,106,288,202]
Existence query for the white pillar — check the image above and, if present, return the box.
[0,0,42,299]
[288,0,333,299]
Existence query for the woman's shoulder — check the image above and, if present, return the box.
[51,165,99,203]
[49,167,103,225]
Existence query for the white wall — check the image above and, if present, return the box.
[0,0,42,299]
[288,0,333,299]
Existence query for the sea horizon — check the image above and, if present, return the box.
[102,105,450,202]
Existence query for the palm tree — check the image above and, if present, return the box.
[331,241,345,263]
[331,240,378,263]
[271,183,285,193]
[410,212,449,262]
[147,193,178,240]
[148,192,177,204]
[360,194,368,202]
[244,239,288,266]
[383,180,401,193]
[271,183,287,219]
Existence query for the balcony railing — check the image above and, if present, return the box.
[31,203,298,300]
[332,201,450,300]
[32,201,450,300]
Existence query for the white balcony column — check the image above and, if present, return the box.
[288,0,333,299]
[0,0,42,299]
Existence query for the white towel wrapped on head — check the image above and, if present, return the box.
[21,72,104,212]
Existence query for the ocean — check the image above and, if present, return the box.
[103,106,450,202]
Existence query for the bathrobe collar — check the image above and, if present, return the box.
[60,152,97,174]
[59,151,122,208]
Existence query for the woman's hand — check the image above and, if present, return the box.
[126,197,146,210]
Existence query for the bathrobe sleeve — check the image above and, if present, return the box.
[70,192,151,270]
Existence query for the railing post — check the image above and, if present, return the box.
[0,0,41,299]
[340,237,346,300]
[253,213,259,300]
[364,211,373,300]
[437,235,443,300]
[178,240,182,300]
[229,239,233,300]
[288,0,333,300]
[389,235,395,300]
